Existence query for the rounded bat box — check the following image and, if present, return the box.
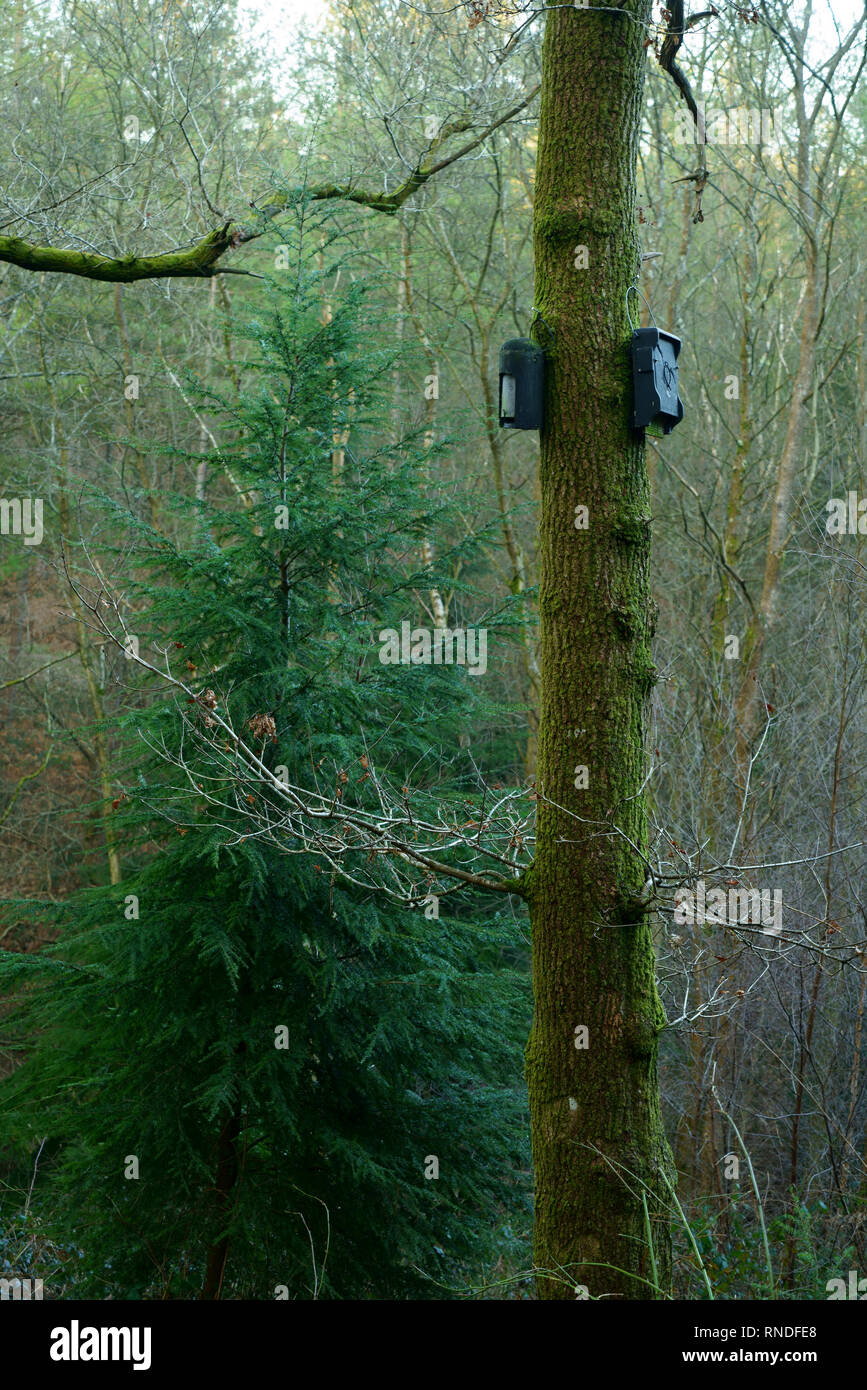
[499,338,545,431]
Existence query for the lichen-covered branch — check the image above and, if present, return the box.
[0,85,540,285]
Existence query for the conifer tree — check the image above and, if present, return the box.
[0,230,530,1300]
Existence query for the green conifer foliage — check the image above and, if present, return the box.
[0,231,531,1299]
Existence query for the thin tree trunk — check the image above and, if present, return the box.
[200,1102,243,1300]
[784,616,851,1283]
[37,319,123,887]
[114,285,159,528]
[401,226,447,628]
[58,478,123,887]
[733,239,818,806]
[434,226,539,767]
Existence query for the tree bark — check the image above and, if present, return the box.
[524,0,674,1300]
[200,1101,244,1301]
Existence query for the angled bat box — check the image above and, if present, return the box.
[630,327,684,435]
[499,338,544,431]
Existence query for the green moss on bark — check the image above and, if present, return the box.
[527,0,675,1301]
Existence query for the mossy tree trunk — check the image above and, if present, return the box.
[524,0,675,1300]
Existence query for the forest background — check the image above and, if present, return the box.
[1,0,866,1300]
